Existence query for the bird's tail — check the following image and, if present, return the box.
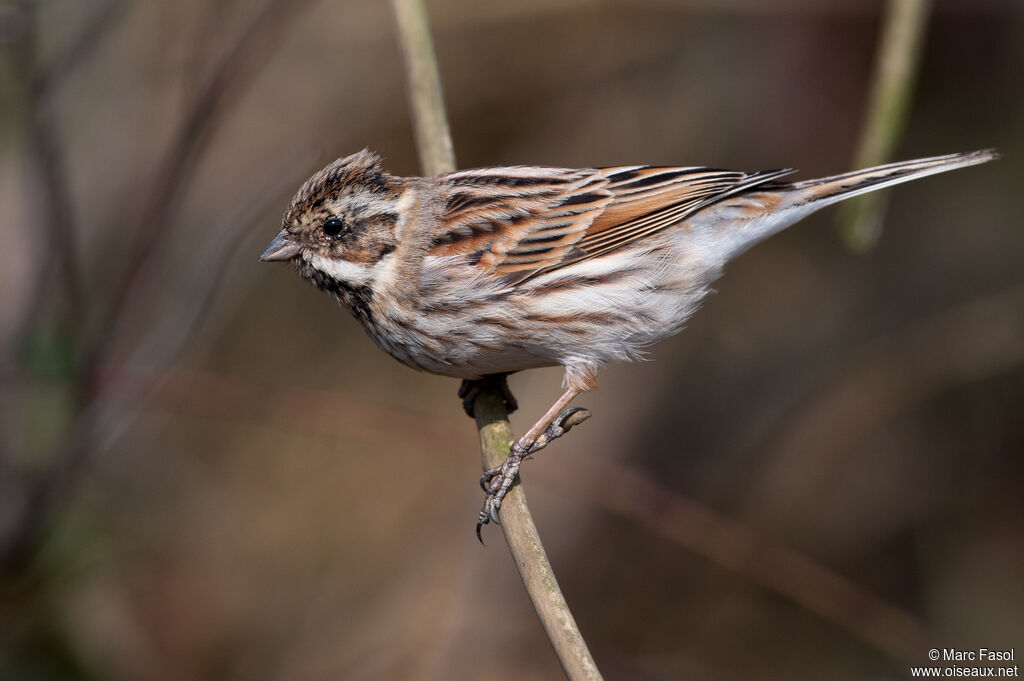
[780,149,998,208]
[703,150,998,261]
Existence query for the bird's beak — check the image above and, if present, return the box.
[259,230,301,262]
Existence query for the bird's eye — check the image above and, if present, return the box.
[323,218,345,238]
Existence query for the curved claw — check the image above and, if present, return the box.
[474,406,591,542]
[528,407,592,454]
[476,495,502,544]
[556,406,592,431]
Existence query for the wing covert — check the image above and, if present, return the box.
[429,163,795,282]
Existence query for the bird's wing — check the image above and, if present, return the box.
[429,166,614,276]
[430,164,795,282]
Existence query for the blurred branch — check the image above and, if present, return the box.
[0,2,89,572]
[550,458,932,663]
[8,3,85,337]
[85,0,314,366]
[36,0,128,97]
[838,0,932,252]
[53,359,939,666]
[390,1,600,678]
[390,0,455,175]
[87,365,452,445]
[748,284,1024,524]
[0,0,315,575]
[61,282,1022,665]
[91,147,315,457]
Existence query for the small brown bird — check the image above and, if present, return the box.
[260,149,996,536]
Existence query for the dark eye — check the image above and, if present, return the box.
[323,218,345,238]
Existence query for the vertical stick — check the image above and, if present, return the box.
[389,0,456,176]
[475,392,604,681]
[389,2,603,678]
[839,0,932,252]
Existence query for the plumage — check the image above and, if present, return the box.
[260,148,997,530]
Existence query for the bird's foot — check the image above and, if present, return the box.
[458,373,519,418]
[476,440,526,537]
[476,407,591,542]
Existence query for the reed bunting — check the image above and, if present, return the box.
[261,148,996,537]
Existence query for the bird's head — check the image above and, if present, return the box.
[260,150,404,294]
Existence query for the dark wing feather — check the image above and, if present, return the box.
[431,167,613,275]
[430,164,795,283]
[563,166,795,267]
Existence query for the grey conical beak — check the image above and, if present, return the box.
[260,230,302,262]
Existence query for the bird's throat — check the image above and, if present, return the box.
[294,259,376,327]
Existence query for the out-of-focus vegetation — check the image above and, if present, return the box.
[1,1,1021,679]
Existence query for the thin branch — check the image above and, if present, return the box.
[0,2,90,573]
[36,0,128,97]
[389,0,456,176]
[747,284,1024,523]
[7,2,85,340]
[549,457,932,663]
[474,391,603,681]
[389,1,601,678]
[839,0,932,252]
[83,0,315,367]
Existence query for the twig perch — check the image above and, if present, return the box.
[390,0,455,176]
[839,0,932,252]
[389,1,602,678]
[473,391,603,681]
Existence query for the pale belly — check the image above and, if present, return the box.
[355,243,720,380]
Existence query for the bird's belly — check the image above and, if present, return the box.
[371,326,560,379]
[358,242,719,379]
[417,347,559,380]
[357,306,560,380]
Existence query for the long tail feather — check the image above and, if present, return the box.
[784,149,998,208]
[703,149,998,261]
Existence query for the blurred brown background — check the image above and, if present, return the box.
[1,1,1021,679]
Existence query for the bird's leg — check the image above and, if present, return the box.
[477,387,585,533]
[477,367,596,538]
[458,373,518,418]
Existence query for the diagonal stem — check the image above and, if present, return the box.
[473,390,603,681]
[389,1,602,678]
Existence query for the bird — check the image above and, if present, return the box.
[260,148,997,537]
